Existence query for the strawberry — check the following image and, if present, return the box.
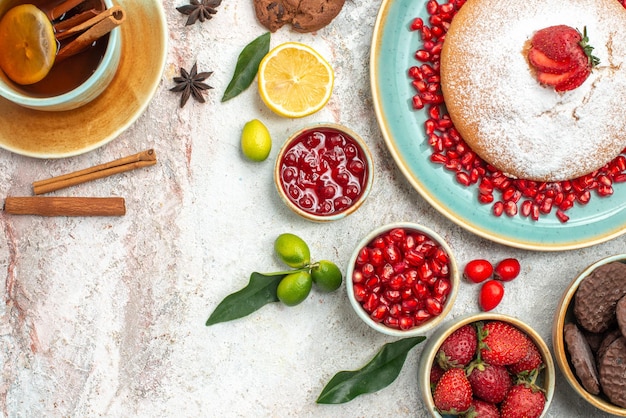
[465,398,501,418]
[508,338,544,375]
[433,368,473,414]
[430,362,446,387]
[530,25,582,62]
[500,383,546,418]
[467,362,513,404]
[478,321,531,366]
[527,25,599,92]
[527,48,575,74]
[436,323,478,369]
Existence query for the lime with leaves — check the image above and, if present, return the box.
[277,270,313,306]
[311,260,343,292]
[274,233,310,268]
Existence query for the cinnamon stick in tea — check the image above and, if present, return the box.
[33,149,157,195]
[4,197,126,216]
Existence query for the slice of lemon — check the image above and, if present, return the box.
[258,42,334,118]
[0,4,56,85]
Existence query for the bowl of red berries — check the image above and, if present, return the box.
[346,222,459,337]
[274,123,373,222]
[418,313,555,417]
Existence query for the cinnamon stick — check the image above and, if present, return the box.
[4,197,126,216]
[47,0,86,21]
[33,149,157,195]
[56,6,126,61]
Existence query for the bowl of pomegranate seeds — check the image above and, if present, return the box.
[274,123,373,222]
[418,313,555,417]
[552,255,626,416]
[346,222,459,336]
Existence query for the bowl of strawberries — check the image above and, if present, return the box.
[418,313,555,417]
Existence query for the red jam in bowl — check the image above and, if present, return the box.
[352,227,453,330]
[277,127,370,217]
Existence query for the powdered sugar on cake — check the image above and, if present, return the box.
[441,0,626,181]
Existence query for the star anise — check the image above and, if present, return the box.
[176,0,222,26]
[170,63,213,108]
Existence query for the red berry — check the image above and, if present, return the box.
[479,280,504,311]
[463,259,493,283]
[478,321,531,366]
[436,323,478,369]
[495,258,521,282]
[500,383,546,418]
[508,338,544,375]
[467,362,512,404]
[433,368,473,414]
[468,398,500,418]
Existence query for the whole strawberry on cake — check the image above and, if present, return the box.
[440,0,626,181]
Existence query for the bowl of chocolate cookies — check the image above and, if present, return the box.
[553,254,626,416]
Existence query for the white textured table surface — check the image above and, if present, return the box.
[1,1,624,417]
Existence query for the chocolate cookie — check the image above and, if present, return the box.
[597,328,622,364]
[617,295,626,338]
[598,336,626,408]
[253,0,345,33]
[574,262,626,333]
[564,322,601,395]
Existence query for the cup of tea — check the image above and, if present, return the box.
[0,0,123,111]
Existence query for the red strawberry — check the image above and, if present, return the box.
[433,368,473,414]
[478,321,531,366]
[500,383,546,418]
[508,338,544,375]
[528,25,599,92]
[430,362,445,386]
[465,398,501,418]
[436,323,478,369]
[527,48,574,74]
[467,362,513,404]
[531,25,582,62]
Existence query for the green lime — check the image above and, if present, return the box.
[311,260,343,292]
[241,119,272,161]
[274,233,310,268]
[277,270,313,306]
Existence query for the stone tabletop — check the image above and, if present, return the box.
[1,1,623,417]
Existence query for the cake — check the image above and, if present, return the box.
[440,0,626,181]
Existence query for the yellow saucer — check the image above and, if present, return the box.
[0,0,167,158]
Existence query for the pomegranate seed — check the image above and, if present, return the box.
[412,95,424,110]
[426,0,439,14]
[504,201,518,217]
[556,210,570,223]
[415,50,431,61]
[456,171,471,186]
[492,201,504,216]
[370,305,387,322]
[410,17,424,31]
[399,316,415,330]
[478,193,494,204]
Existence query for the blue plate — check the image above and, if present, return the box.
[370,0,626,251]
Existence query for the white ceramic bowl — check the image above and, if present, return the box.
[345,222,459,337]
[274,123,373,222]
[419,313,555,417]
[0,0,121,111]
[552,254,626,416]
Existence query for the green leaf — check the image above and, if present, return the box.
[221,32,271,102]
[316,336,426,404]
[206,272,285,325]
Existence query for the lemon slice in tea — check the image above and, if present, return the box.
[0,4,56,85]
[258,42,334,118]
